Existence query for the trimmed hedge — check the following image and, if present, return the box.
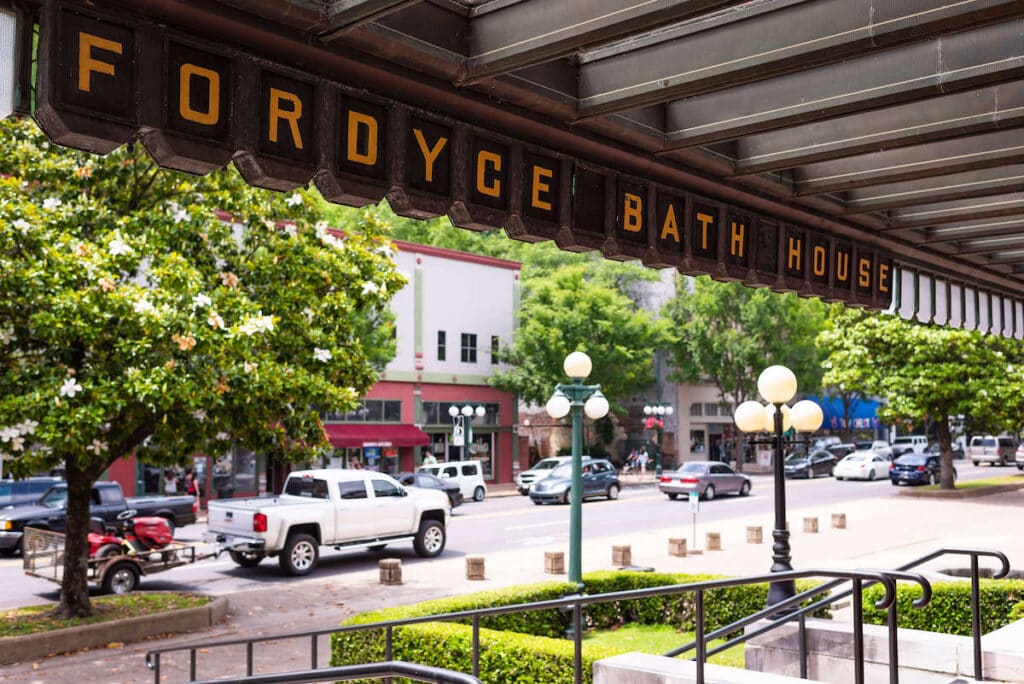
[862,579,1024,635]
[1009,601,1024,622]
[332,571,831,683]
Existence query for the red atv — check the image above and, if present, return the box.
[88,509,174,558]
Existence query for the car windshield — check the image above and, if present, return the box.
[40,487,67,508]
[677,463,707,474]
[418,473,442,486]
[550,463,574,479]
[843,455,867,462]
[895,455,927,465]
[855,442,874,450]
[784,454,807,464]
[534,460,561,470]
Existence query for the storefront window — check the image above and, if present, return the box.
[468,433,494,478]
[235,447,256,493]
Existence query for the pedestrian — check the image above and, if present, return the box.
[422,451,438,466]
[164,469,178,495]
[638,447,649,474]
[351,457,363,470]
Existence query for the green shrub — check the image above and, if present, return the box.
[862,580,1024,635]
[331,571,833,682]
[1009,601,1024,622]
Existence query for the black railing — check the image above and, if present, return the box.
[148,567,906,684]
[669,547,1010,683]
[188,661,481,684]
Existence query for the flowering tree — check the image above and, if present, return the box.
[0,118,404,617]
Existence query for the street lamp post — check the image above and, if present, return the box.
[546,351,610,589]
[733,365,824,608]
[448,404,485,461]
[642,402,674,476]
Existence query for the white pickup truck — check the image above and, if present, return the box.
[205,469,450,576]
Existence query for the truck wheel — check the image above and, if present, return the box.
[229,550,265,568]
[413,520,446,558]
[102,561,140,594]
[279,534,319,576]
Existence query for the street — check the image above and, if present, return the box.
[0,460,1008,610]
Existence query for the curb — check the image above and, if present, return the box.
[0,595,229,665]
[896,481,1024,499]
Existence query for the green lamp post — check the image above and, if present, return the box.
[545,351,610,588]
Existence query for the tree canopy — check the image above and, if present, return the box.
[0,118,404,615]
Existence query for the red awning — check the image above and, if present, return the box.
[323,424,430,448]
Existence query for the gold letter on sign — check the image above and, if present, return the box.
[623,193,643,232]
[78,32,123,93]
[179,64,220,126]
[858,258,871,288]
[696,212,714,249]
[730,219,745,258]
[477,150,502,197]
[413,128,448,183]
[531,166,553,211]
[347,111,378,166]
[836,251,850,283]
[878,263,891,293]
[787,236,802,271]
[661,204,680,243]
[269,88,303,149]
[812,244,827,277]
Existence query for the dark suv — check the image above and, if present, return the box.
[889,454,955,486]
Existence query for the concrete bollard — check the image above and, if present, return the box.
[803,517,819,534]
[668,538,687,557]
[379,558,402,585]
[612,544,632,566]
[466,556,485,580]
[545,551,565,574]
[746,526,763,544]
[706,532,721,551]
[832,513,847,529]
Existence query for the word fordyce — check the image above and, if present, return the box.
[34,0,893,308]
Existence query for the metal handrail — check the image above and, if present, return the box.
[146,566,901,684]
[670,547,1008,683]
[188,661,481,684]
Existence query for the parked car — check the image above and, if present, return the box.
[418,460,488,502]
[967,435,1016,466]
[398,471,463,509]
[812,436,843,451]
[515,456,571,495]
[853,440,893,460]
[783,450,835,478]
[826,443,858,460]
[889,453,956,486]
[0,481,196,556]
[529,458,619,505]
[1017,443,1024,471]
[890,435,928,457]
[926,442,964,460]
[0,476,63,509]
[658,461,751,501]
[834,452,891,481]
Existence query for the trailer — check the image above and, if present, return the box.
[22,527,204,594]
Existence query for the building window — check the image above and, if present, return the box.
[690,430,706,453]
[491,335,500,365]
[461,333,477,363]
[704,403,719,417]
[321,399,401,423]
[437,331,446,361]
[719,403,732,416]
[689,403,703,417]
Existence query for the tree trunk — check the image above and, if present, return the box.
[935,416,956,490]
[55,459,94,618]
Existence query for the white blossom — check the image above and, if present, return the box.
[238,313,274,336]
[302,308,314,321]
[173,208,189,223]
[88,439,108,455]
[0,426,20,443]
[283,223,298,238]
[8,436,24,452]
[313,347,333,363]
[314,221,329,239]
[191,409,208,422]
[207,311,225,329]
[286,193,303,207]
[192,293,212,309]
[12,219,30,233]
[361,281,379,295]
[0,328,14,345]
[59,377,84,398]
[243,361,257,374]
[42,197,62,211]
[133,298,156,315]
[108,238,133,256]
[215,432,230,441]
[16,420,38,435]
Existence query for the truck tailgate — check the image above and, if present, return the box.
[206,497,310,535]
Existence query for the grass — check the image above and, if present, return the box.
[585,623,745,669]
[0,593,209,638]
[922,472,1024,491]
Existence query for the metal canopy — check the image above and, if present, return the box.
[13,0,1024,333]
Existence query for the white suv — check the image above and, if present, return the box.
[418,460,488,502]
[890,435,928,457]
[515,456,571,495]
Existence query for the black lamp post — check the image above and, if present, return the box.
[448,404,485,461]
[643,403,674,476]
[733,365,824,608]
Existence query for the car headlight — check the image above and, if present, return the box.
[0,520,10,531]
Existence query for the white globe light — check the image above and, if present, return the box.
[643,405,653,416]
[758,365,798,404]
[546,392,571,419]
[461,404,474,417]
[734,400,766,433]
[474,405,486,418]
[584,391,609,420]
[791,400,824,432]
[764,403,793,433]
[448,405,459,418]
[664,406,674,416]
[563,351,592,379]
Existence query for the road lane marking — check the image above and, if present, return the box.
[505,521,564,530]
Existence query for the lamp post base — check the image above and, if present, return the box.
[767,527,796,609]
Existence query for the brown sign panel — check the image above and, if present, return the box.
[33,0,894,310]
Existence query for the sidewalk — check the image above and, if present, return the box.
[4,483,1022,683]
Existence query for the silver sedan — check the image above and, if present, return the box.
[658,461,752,501]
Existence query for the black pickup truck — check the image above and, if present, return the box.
[0,481,196,555]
